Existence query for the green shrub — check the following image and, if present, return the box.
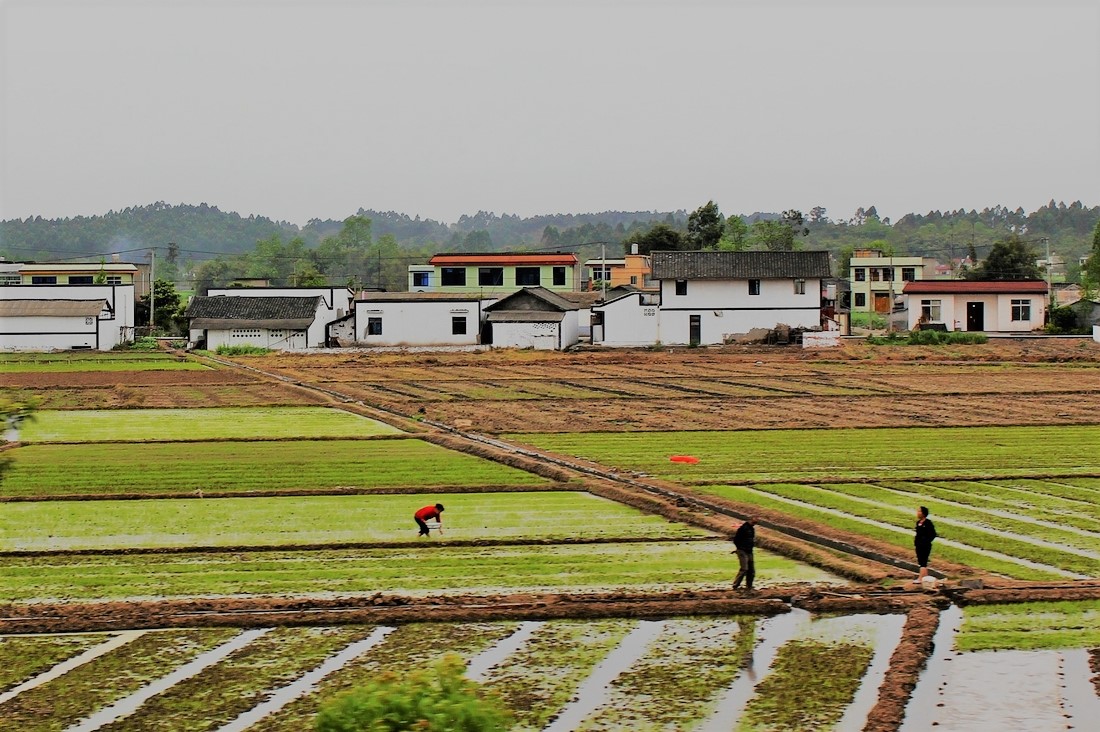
[119,337,160,351]
[867,330,988,346]
[315,655,510,732]
[850,311,887,330]
[214,344,272,356]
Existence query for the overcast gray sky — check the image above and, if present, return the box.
[2,0,1098,225]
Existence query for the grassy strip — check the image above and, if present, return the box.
[1,439,547,496]
[738,640,874,731]
[576,617,757,730]
[0,628,238,732]
[21,407,401,442]
[0,360,207,373]
[985,478,1100,509]
[0,633,111,693]
[0,542,837,602]
[482,619,637,731]
[765,482,1100,572]
[510,425,1100,482]
[250,622,515,732]
[749,483,1100,576]
[0,352,173,362]
[693,485,1061,581]
[94,626,377,732]
[958,600,1100,651]
[0,492,709,551]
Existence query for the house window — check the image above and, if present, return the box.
[901,267,916,282]
[106,275,123,285]
[1011,299,1031,321]
[441,267,466,286]
[478,267,503,286]
[881,268,894,281]
[630,275,638,285]
[516,267,541,286]
[552,267,566,287]
[231,328,261,339]
[854,268,866,282]
[794,279,806,295]
[748,279,761,296]
[675,280,687,296]
[870,268,880,282]
[366,317,382,336]
[854,292,866,308]
[412,271,431,287]
[0,274,19,285]
[31,276,57,284]
[921,299,942,322]
[69,275,94,284]
[452,316,467,335]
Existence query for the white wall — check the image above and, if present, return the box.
[0,284,135,350]
[907,294,1045,332]
[208,287,351,347]
[203,327,308,350]
[594,293,661,346]
[658,278,821,344]
[492,320,560,349]
[355,300,482,346]
[559,311,580,348]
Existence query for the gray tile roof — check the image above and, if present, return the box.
[0,299,106,317]
[185,295,320,321]
[650,250,831,280]
[484,287,580,312]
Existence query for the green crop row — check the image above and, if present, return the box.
[510,425,1100,483]
[0,633,111,694]
[0,359,207,373]
[21,407,402,443]
[958,600,1100,651]
[1,439,547,497]
[0,492,710,552]
[0,542,838,603]
[693,485,1063,581]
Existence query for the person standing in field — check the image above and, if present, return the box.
[731,518,757,592]
[414,503,444,537]
[913,506,937,583]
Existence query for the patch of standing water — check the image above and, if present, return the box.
[465,621,541,683]
[541,620,666,732]
[215,625,394,732]
[0,631,146,706]
[65,628,271,732]
[900,605,1100,731]
[698,609,809,731]
[834,613,906,731]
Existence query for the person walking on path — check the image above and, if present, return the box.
[913,506,937,583]
[415,503,445,537]
[731,518,757,592]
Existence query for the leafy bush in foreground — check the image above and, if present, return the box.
[867,330,988,345]
[315,654,511,732]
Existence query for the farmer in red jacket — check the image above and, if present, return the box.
[414,503,445,537]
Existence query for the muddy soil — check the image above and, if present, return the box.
[1091,648,1100,696]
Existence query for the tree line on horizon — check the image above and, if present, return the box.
[1,199,1097,293]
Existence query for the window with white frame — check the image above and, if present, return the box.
[366,317,382,336]
[881,268,893,281]
[921,299,942,322]
[412,271,431,287]
[854,268,866,282]
[0,274,19,285]
[793,279,806,295]
[748,279,761,296]
[106,275,123,285]
[870,269,880,282]
[451,316,467,335]
[1011,299,1031,321]
[854,293,866,307]
[901,267,916,282]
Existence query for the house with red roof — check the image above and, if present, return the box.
[901,280,1048,332]
[407,252,579,296]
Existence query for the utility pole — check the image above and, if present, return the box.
[601,242,607,300]
[148,247,156,330]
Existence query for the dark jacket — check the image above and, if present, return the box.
[733,522,755,553]
[914,518,937,547]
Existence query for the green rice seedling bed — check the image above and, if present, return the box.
[0,358,207,373]
[575,617,757,731]
[510,425,1100,483]
[250,622,514,731]
[738,639,874,731]
[1,439,547,497]
[20,406,402,443]
[957,600,1100,651]
[0,628,237,732]
[481,619,637,731]
[0,542,839,602]
[693,485,1062,581]
[740,483,1100,576]
[0,633,111,693]
[0,352,172,363]
[93,626,376,732]
[985,478,1100,507]
[1,492,709,551]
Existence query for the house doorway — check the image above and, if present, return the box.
[873,292,891,313]
[480,321,494,345]
[966,302,985,331]
[689,315,701,346]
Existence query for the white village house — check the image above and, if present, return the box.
[185,287,353,349]
[483,288,598,350]
[350,293,490,347]
[593,250,831,346]
[0,283,136,351]
[901,280,1048,332]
